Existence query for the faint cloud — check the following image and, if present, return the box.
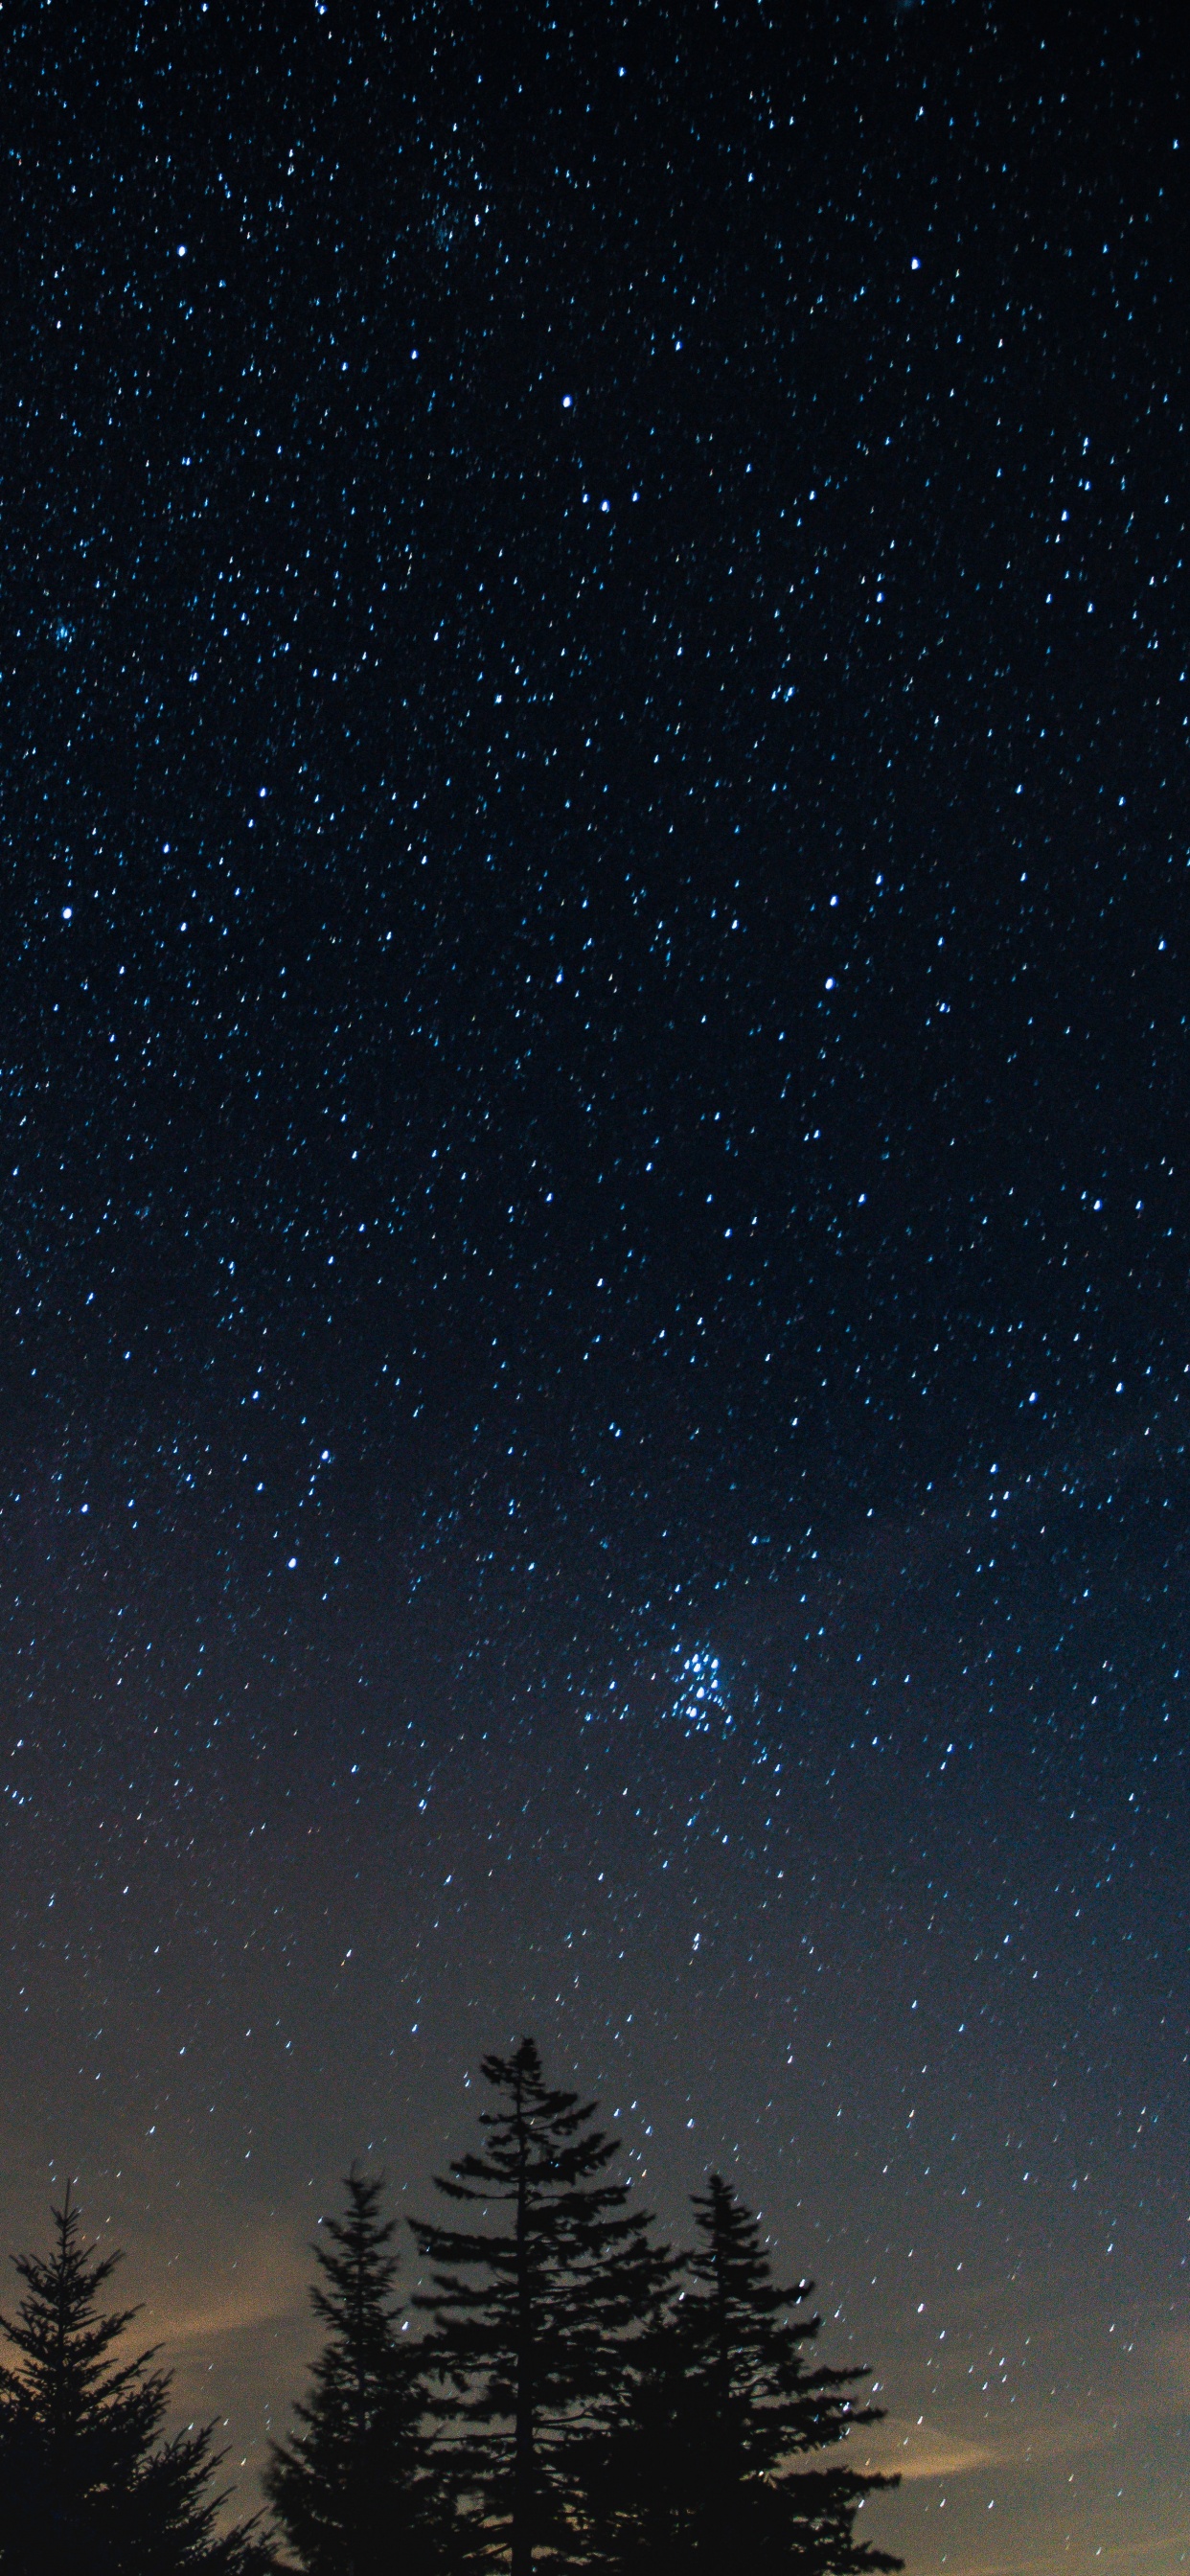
[858,2413,995,2480]
[858,2397,1124,2486]
[138,2226,307,2351]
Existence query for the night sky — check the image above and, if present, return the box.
[2,2,1188,2566]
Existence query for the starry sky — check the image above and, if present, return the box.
[2,1,1188,2565]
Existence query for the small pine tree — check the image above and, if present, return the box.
[266,2170,442,2576]
[679,2174,902,2574]
[0,2187,268,2576]
[575,2175,902,2573]
[413,2037,669,2575]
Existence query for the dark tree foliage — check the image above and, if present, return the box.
[1,2086,904,2576]
[577,2174,902,2575]
[412,2037,670,2576]
[266,2170,445,2576]
[567,2295,707,2575]
[0,2188,268,2576]
[684,2174,901,2573]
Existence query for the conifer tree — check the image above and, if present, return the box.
[0,2187,268,2576]
[265,2170,443,2576]
[679,2173,902,2573]
[573,2174,901,2574]
[566,2290,704,2576]
[412,2037,669,2575]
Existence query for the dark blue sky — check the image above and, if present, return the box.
[1,5,1186,2564]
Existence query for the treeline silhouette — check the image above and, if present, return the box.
[0,2037,903,2574]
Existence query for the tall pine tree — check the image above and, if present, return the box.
[0,2188,268,2576]
[266,2169,443,2575]
[413,2037,668,2576]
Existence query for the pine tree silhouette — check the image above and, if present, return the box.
[0,2186,269,2576]
[266,2169,444,2575]
[413,2037,668,2575]
[566,2285,700,2575]
[679,2173,902,2573]
[574,2174,902,2574]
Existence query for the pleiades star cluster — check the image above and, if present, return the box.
[1,4,1187,2565]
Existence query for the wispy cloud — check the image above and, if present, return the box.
[858,2413,997,2480]
[858,2398,1123,2486]
[133,2226,308,2352]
